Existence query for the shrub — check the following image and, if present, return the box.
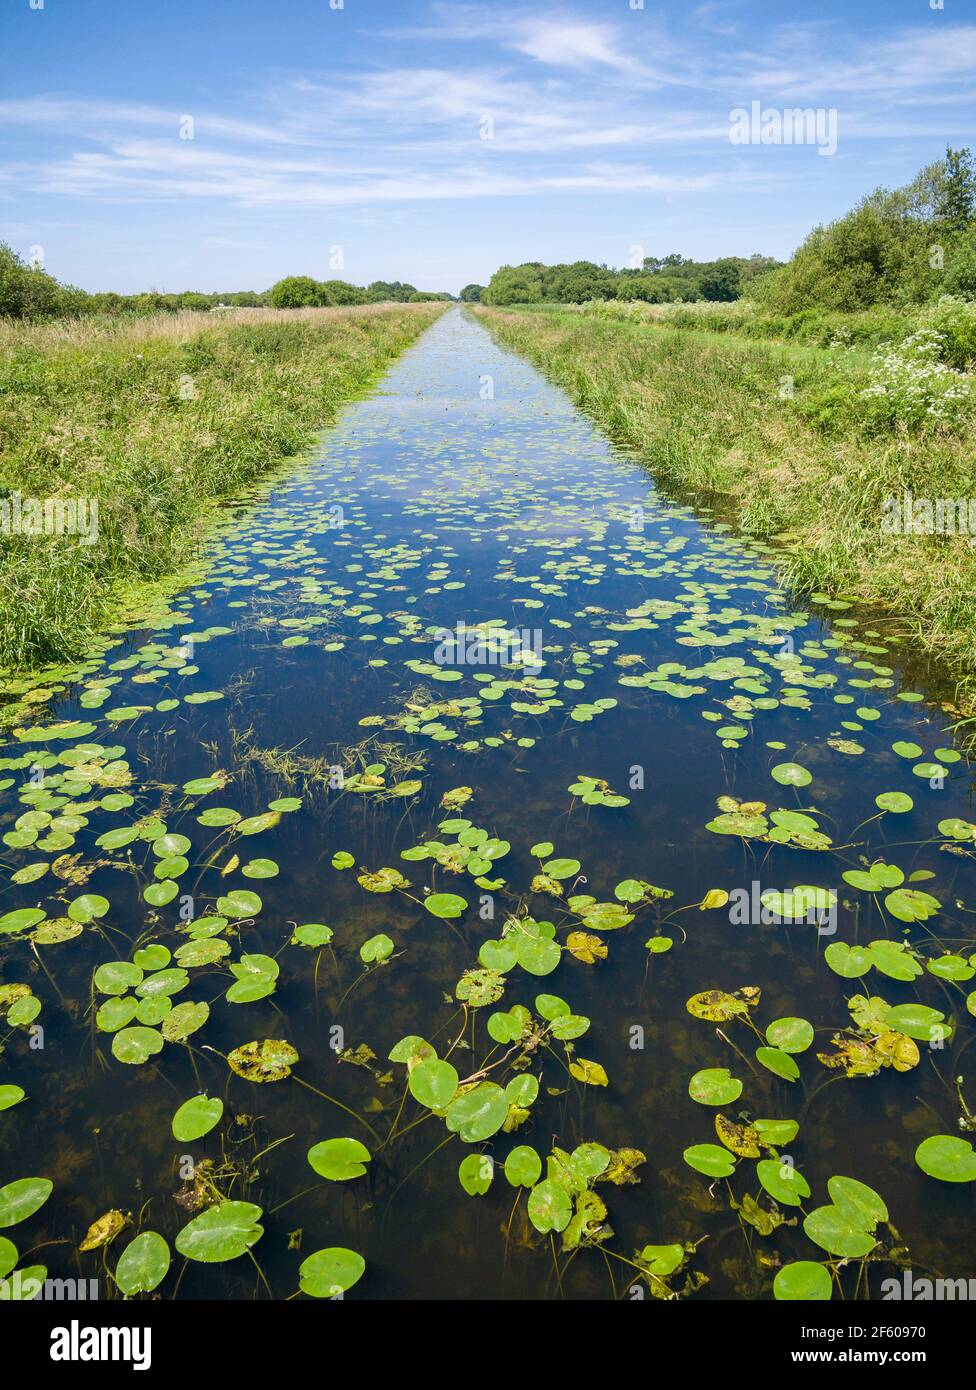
[917,295,976,369]
[945,227,976,298]
[859,329,970,429]
[269,275,327,309]
[0,242,84,319]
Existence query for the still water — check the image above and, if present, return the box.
[2,307,975,1300]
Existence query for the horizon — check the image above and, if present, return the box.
[3,0,975,297]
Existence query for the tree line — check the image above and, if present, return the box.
[481,148,976,313]
[0,252,455,321]
[5,147,974,322]
[481,254,779,306]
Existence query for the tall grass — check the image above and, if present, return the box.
[1,303,444,672]
[476,304,976,709]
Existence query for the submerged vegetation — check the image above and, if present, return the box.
[0,302,445,671]
[1,308,975,1300]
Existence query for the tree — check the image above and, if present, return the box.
[482,264,545,305]
[459,284,485,302]
[544,261,618,303]
[700,259,741,302]
[946,226,976,297]
[366,280,418,302]
[935,146,976,234]
[220,290,265,307]
[269,275,326,308]
[0,242,79,319]
[319,279,368,306]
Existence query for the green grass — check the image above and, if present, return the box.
[0,303,444,672]
[476,303,976,712]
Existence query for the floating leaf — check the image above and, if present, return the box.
[111,1027,164,1066]
[161,1001,209,1043]
[408,1059,459,1111]
[686,989,750,1022]
[114,1231,170,1296]
[0,1177,53,1228]
[756,1046,800,1081]
[774,1262,832,1301]
[803,1206,877,1258]
[715,1115,760,1158]
[308,1137,371,1182]
[0,1086,26,1112]
[527,1179,573,1234]
[172,1095,223,1142]
[683,1144,735,1178]
[299,1247,365,1297]
[227,1039,298,1083]
[424,893,468,919]
[688,1068,742,1105]
[458,1153,494,1196]
[505,1146,542,1188]
[79,1210,126,1252]
[67,894,109,924]
[771,762,812,787]
[757,1158,810,1207]
[914,1135,976,1183]
[175,1201,264,1263]
[216,889,262,920]
[569,1059,608,1087]
[765,1018,814,1054]
[566,931,607,964]
[446,1082,510,1141]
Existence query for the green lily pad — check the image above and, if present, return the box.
[527,1178,573,1234]
[683,1144,735,1178]
[914,1135,976,1182]
[408,1058,459,1111]
[504,1146,543,1188]
[688,1068,743,1105]
[774,1261,832,1301]
[299,1247,365,1297]
[307,1138,371,1181]
[114,1232,171,1296]
[424,893,468,919]
[0,1177,53,1228]
[175,1200,264,1263]
[172,1095,223,1143]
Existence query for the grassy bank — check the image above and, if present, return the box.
[476,303,976,708]
[0,302,444,671]
[550,295,976,367]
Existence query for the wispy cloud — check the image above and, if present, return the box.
[3,7,975,219]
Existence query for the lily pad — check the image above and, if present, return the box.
[307,1138,371,1181]
[114,1231,171,1296]
[299,1247,365,1297]
[175,1200,264,1263]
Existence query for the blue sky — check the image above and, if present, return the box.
[2,0,975,295]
